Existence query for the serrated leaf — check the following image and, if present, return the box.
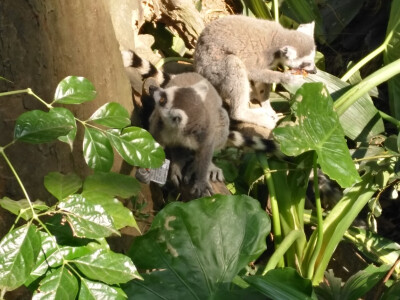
[244,268,315,300]
[73,250,141,285]
[83,172,140,198]
[83,128,114,172]
[0,198,48,221]
[79,278,126,300]
[0,225,41,289]
[106,127,165,168]
[32,265,78,300]
[274,82,360,187]
[124,195,270,299]
[14,108,75,144]
[44,172,82,201]
[88,102,131,129]
[58,195,118,239]
[53,76,96,104]
[83,191,139,231]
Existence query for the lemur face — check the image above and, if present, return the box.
[278,46,317,74]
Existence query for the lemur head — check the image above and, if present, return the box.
[276,22,317,74]
[149,80,209,130]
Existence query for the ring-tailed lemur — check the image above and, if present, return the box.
[122,50,277,197]
[194,15,317,130]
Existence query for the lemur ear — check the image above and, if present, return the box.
[192,80,209,102]
[280,46,298,60]
[297,21,315,37]
[148,85,159,96]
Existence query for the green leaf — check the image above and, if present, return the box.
[381,280,400,300]
[58,195,118,239]
[0,225,41,290]
[88,102,131,129]
[244,268,315,300]
[106,127,165,168]
[274,82,360,187]
[124,194,270,299]
[44,172,82,201]
[79,278,126,300]
[73,250,141,285]
[82,191,139,231]
[55,108,77,149]
[83,128,114,172]
[83,172,141,198]
[0,198,48,221]
[32,265,79,300]
[53,76,96,104]
[14,108,75,144]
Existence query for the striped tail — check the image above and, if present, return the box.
[227,131,278,154]
[121,50,171,87]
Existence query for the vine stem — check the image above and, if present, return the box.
[257,153,284,268]
[306,153,324,279]
[0,88,52,109]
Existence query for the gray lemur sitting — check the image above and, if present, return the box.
[194,15,317,129]
[122,50,278,197]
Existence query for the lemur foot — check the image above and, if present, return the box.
[208,162,224,182]
[191,180,213,198]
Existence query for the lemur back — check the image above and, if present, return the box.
[122,50,277,197]
[194,15,317,130]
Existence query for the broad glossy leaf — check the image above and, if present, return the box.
[83,172,140,198]
[0,225,41,289]
[83,128,114,172]
[383,1,400,119]
[79,278,126,300]
[106,127,165,168]
[82,191,139,230]
[0,198,48,221]
[56,108,77,149]
[73,250,141,285]
[244,268,315,300]
[124,194,270,299]
[58,195,118,239]
[32,265,78,300]
[14,108,75,143]
[274,83,360,187]
[53,76,96,104]
[88,102,131,129]
[44,172,82,201]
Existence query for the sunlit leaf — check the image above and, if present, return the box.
[44,172,82,201]
[0,198,48,221]
[56,108,77,149]
[32,265,78,300]
[58,195,118,239]
[73,250,141,285]
[79,278,126,300]
[83,128,114,172]
[14,108,75,144]
[106,127,165,168]
[0,225,41,290]
[88,102,131,129]
[274,82,360,187]
[53,76,96,104]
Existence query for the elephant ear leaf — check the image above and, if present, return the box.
[274,82,360,188]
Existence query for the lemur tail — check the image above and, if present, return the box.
[121,50,172,87]
[227,131,278,154]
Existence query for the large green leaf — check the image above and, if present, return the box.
[383,0,400,119]
[83,127,114,172]
[44,172,82,201]
[58,195,118,239]
[0,198,48,221]
[124,194,270,299]
[32,265,78,300]
[88,102,131,129]
[274,82,360,187]
[14,108,75,144]
[106,127,165,168]
[83,172,141,198]
[0,225,41,290]
[73,250,141,285]
[52,107,77,149]
[53,76,96,104]
[244,268,315,300]
[79,278,126,300]
[82,191,139,231]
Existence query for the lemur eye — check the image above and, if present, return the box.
[159,96,167,106]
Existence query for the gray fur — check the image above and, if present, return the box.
[194,15,317,129]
